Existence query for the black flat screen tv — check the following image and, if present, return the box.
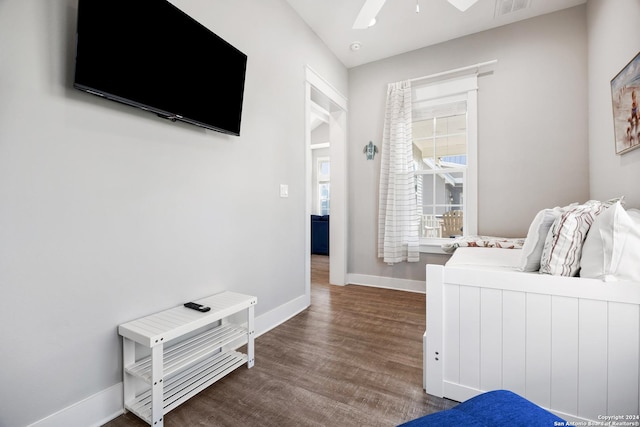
[74,0,247,136]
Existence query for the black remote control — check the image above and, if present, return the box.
[184,302,211,312]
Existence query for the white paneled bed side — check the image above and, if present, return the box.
[423,248,640,423]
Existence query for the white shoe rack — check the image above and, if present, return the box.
[118,291,257,426]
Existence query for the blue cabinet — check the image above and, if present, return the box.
[311,215,329,255]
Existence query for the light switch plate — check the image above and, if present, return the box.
[280,184,289,198]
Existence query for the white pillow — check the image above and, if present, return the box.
[580,202,640,282]
[539,201,607,276]
[519,207,564,272]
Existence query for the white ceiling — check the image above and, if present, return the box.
[285,0,586,68]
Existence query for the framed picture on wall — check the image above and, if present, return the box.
[611,50,640,155]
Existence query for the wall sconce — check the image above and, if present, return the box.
[363,141,378,160]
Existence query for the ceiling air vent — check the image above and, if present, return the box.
[495,0,531,17]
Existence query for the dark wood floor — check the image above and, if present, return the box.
[103,255,456,427]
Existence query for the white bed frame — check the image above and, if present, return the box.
[424,263,640,422]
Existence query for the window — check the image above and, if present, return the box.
[412,75,478,249]
[317,157,330,215]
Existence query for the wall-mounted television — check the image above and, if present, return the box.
[74,0,247,136]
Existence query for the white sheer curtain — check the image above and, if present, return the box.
[378,80,420,264]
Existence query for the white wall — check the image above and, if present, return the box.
[587,0,640,208]
[347,6,589,281]
[0,1,347,426]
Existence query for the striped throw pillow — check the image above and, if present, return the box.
[539,201,607,276]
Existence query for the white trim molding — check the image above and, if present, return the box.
[305,66,348,112]
[27,383,123,427]
[347,273,425,293]
[254,294,308,338]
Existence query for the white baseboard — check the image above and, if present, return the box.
[254,294,309,337]
[347,273,425,293]
[28,295,310,427]
[27,383,123,427]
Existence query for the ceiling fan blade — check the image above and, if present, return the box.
[447,0,479,12]
[352,0,387,29]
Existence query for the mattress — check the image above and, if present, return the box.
[445,247,522,271]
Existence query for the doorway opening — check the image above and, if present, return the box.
[305,67,347,306]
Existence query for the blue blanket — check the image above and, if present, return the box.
[399,390,566,426]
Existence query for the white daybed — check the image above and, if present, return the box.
[423,246,640,422]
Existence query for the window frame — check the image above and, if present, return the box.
[412,75,478,253]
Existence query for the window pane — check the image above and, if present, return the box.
[440,208,463,238]
[435,114,466,160]
[319,182,330,216]
[412,78,477,240]
[413,113,467,171]
[417,170,464,238]
[318,160,330,180]
[440,114,467,135]
[435,134,466,160]
[441,155,467,167]
[413,119,434,139]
